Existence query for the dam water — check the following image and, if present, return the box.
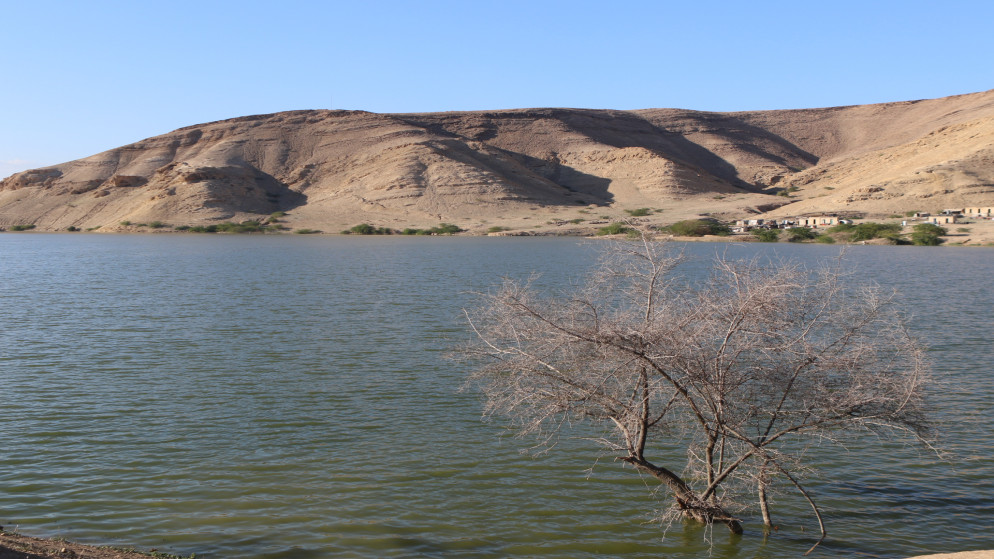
[1,235,991,558]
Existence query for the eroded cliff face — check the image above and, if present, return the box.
[4,89,994,232]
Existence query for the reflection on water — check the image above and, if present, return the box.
[0,235,991,558]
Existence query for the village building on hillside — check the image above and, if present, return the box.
[796,215,840,228]
[964,207,994,217]
[732,214,850,232]
[929,214,959,225]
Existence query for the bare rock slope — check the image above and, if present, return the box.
[3,89,994,232]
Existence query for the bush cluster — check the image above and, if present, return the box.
[595,222,634,236]
[910,223,946,246]
[785,227,817,242]
[664,219,730,237]
[345,223,464,235]
[624,208,652,217]
[176,221,279,233]
[828,222,903,242]
[751,229,780,242]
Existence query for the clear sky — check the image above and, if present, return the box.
[2,0,992,178]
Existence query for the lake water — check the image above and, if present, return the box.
[0,235,991,558]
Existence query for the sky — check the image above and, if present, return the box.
[2,0,992,178]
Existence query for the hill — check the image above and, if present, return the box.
[3,90,994,234]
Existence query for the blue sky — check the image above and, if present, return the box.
[2,0,991,178]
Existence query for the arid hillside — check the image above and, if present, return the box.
[3,89,993,233]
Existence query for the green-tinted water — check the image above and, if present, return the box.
[1,235,991,557]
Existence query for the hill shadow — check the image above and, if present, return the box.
[551,109,752,190]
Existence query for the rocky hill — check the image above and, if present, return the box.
[3,89,994,233]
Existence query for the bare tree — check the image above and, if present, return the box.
[461,235,932,552]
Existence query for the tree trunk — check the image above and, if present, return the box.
[759,480,772,530]
[624,456,744,534]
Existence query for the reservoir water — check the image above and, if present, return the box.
[0,235,991,558]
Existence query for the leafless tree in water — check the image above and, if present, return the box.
[461,234,933,553]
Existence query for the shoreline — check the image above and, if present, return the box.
[3,530,992,559]
[0,530,191,559]
[2,228,993,248]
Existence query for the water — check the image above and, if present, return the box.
[0,235,991,558]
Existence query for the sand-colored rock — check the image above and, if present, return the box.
[3,90,994,234]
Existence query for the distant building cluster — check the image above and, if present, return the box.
[732,215,852,233]
[904,208,994,226]
[732,207,994,233]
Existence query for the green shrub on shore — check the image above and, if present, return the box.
[751,229,780,242]
[910,223,946,246]
[828,222,903,242]
[664,219,731,237]
[10,224,36,231]
[785,227,816,242]
[401,223,464,235]
[175,221,278,234]
[346,223,394,235]
[595,222,634,236]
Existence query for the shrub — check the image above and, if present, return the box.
[826,223,855,233]
[487,226,510,233]
[215,221,273,233]
[186,225,219,233]
[148,221,167,229]
[751,229,780,242]
[785,227,816,242]
[910,223,947,246]
[346,223,395,235]
[348,223,377,235]
[430,223,462,234]
[830,222,903,242]
[400,223,464,235]
[11,224,36,231]
[815,234,836,244]
[913,223,947,236]
[852,222,902,242]
[666,219,731,237]
[596,222,634,236]
[120,221,131,226]
[625,208,652,217]
[294,228,321,234]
